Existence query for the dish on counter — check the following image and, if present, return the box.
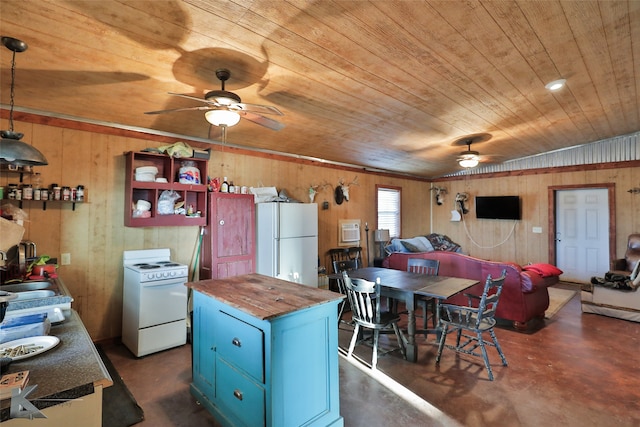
[0,336,60,360]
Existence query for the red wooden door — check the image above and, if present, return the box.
[200,193,255,279]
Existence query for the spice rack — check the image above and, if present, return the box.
[0,166,85,211]
[124,151,208,227]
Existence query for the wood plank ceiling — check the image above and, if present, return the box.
[1,0,638,178]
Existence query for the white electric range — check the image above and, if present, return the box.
[122,248,188,357]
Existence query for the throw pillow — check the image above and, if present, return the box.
[523,263,563,277]
[401,241,422,252]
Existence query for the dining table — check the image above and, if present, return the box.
[332,267,479,363]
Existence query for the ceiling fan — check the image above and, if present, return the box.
[453,133,493,168]
[145,68,284,131]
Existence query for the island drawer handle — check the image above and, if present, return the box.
[232,337,242,347]
[233,389,243,401]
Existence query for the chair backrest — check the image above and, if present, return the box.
[407,258,440,276]
[342,271,381,326]
[474,269,507,327]
[329,247,363,271]
[333,259,359,274]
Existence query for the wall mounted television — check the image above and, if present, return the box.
[475,196,521,220]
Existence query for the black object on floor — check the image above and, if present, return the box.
[96,345,145,427]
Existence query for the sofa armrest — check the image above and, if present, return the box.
[520,271,559,293]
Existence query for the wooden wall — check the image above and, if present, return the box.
[431,166,639,266]
[0,117,429,340]
[1,116,638,340]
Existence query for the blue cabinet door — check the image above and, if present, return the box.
[192,291,216,399]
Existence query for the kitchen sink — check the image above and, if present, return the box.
[0,281,56,293]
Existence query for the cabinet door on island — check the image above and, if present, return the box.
[190,280,344,427]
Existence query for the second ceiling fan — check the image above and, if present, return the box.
[145,68,284,131]
[454,133,493,168]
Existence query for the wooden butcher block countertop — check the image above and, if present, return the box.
[186,273,345,320]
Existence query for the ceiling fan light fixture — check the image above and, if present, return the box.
[545,78,566,91]
[458,157,479,168]
[204,109,241,127]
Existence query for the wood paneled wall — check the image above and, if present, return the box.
[0,118,429,340]
[432,166,639,266]
[1,116,638,340]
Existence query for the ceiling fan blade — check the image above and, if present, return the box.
[239,111,285,131]
[144,106,212,115]
[232,103,284,116]
[167,92,218,105]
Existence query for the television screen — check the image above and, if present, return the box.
[475,196,521,220]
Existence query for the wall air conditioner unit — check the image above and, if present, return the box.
[338,219,361,247]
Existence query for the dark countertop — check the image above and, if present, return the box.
[0,309,112,419]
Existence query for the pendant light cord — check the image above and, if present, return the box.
[8,49,16,132]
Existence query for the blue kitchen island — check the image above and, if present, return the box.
[186,273,345,427]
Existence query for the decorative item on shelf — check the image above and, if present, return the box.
[374,229,390,259]
[431,186,447,205]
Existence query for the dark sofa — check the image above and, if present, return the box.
[384,251,561,330]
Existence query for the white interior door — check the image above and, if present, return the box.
[555,188,609,283]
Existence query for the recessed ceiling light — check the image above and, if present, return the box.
[545,79,566,91]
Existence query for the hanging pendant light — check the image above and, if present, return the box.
[0,36,48,166]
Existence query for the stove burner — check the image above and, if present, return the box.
[163,263,180,267]
[138,264,160,270]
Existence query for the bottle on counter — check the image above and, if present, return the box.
[220,177,229,193]
[228,181,235,193]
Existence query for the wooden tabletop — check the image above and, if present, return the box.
[186,273,345,320]
[333,267,479,299]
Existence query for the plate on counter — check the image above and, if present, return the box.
[0,336,60,360]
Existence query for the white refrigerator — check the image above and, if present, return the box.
[256,202,318,287]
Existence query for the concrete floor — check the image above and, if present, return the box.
[101,284,640,427]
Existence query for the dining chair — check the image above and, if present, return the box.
[333,260,359,323]
[407,258,440,332]
[329,247,363,269]
[342,271,406,370]
[435,269,508,381]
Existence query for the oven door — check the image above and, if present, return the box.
[139,278,187,328]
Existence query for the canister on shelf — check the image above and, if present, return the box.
[22,185,33,200]
[76,185,85,202]
[62,186,71,201]
[53,186,61,200]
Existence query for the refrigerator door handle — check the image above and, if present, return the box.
[274,239,280,277]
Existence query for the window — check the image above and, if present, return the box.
[376,185,401,238]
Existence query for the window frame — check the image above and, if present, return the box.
[375,184,401,239]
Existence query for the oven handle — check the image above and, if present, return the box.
[139,279,187,287]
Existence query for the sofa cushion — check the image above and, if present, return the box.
[523,263,564,277]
